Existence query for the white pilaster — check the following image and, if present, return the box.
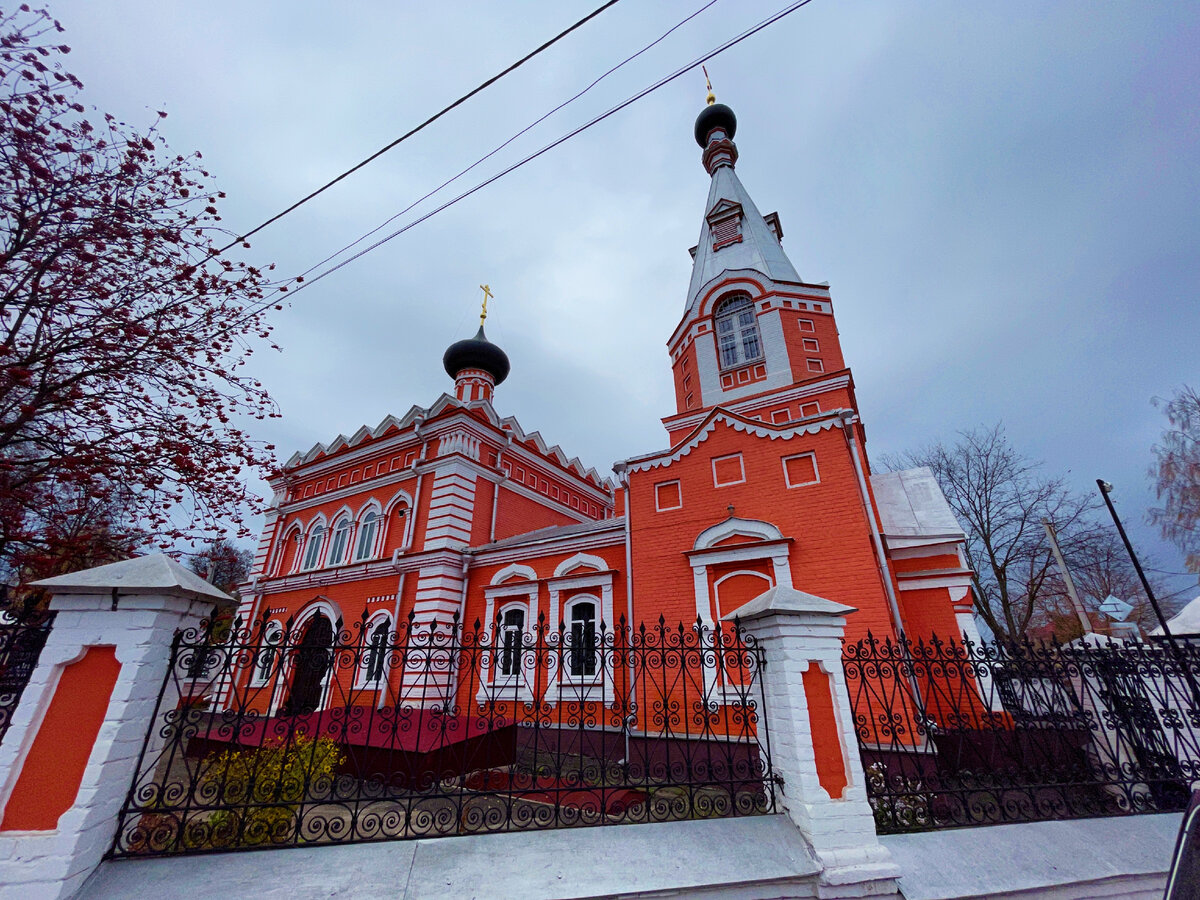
[0,555,230,900]
[727,585,900,899]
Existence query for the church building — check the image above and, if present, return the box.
[234,93,977,708]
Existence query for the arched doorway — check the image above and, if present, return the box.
[282,613,333,715]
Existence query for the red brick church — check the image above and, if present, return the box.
[234,95,976,709]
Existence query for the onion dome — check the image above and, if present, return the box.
[442,325,510,385]
[694,102,737,148]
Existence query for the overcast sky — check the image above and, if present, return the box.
[54,1,1199,601]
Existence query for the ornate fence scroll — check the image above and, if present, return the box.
[845,632,1200,833]
[110,611,774,857]
[0,606,53,747]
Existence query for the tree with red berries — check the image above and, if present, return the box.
[1150,385,1200,575]
[0,6,284,585]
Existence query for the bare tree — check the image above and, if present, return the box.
[1150,385,1200,574]
[885,425,1103,641]
[187,539,254,596]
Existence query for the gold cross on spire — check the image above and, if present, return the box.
[702,65,715,106]
[479,284,493,326]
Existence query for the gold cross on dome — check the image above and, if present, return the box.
[479,284,493,326]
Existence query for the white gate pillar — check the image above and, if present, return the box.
[727,585,900,899]
[0,555,231,899]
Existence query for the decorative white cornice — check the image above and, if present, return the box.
[661,373,852,433]
[620,409,841,475]
[255,548,464,595]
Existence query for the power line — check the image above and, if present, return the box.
[297,0,724,282]
[233,0,816,326]
[216,0,623,255]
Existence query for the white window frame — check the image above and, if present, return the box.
[713,294,764,371]
[327,515,352,566]
[655,479,683,512]
[782,452,820,488]
[477,579,538,704]
[353,508,381,561]
[300,521,327,570]
[249,619,284,687]
[711,453,746,488]
[496,603,528,682]
[355,613,393,690]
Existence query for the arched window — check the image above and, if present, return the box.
[714,294,762,369]
[354,511,379,561]
[301,524,326,570]
[363,617,390,684]
[499,607,525,678]
[567,600,597,678]
[327,517,352,566]
[252,620,283,685]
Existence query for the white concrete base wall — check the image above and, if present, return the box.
[80,816,842,900]
[882,813,1181,900]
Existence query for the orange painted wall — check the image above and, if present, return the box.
[671,342,700,415]
[1,645,121,831]
[779,307,845,379]
[492,485,577,543]
[628,419,897,644]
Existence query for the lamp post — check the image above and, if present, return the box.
[1096,478,1200,708]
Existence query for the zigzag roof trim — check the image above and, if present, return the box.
[619,408,841,474]
[282,396,608,487]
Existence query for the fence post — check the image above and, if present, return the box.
[728,585,900,898]
[0,555,231,899]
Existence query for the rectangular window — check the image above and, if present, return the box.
[712,453,746,488]
[799,318,815,333]
[783,452,820,488]
[807,358,824,373]
[801,401,820,417]
[771,409,790,424]
[802,338,819,352]
[655,480,682,511]
[571,497,579,509]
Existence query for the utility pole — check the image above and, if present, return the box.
[1042,518,1093,637]
[1096,478,1200,709]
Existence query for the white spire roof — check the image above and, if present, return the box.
[685,164,801,315]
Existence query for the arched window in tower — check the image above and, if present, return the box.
[714,294,763,369]
[327,516,352,566]
[301,524,326,570]
[354,511,379,561]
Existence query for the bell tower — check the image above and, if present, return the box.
[662,94,855,444]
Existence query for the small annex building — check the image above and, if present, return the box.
[234,96,977,711]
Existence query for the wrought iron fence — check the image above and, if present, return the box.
[111,610,774,857]
[0,606,54,747]
[845,632,1200,833]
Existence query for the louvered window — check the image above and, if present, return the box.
[714,294,763,369]
[711,215,741,248]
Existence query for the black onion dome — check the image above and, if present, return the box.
[442,325,510,385]
[694,102,737,147]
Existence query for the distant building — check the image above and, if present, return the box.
[235,96,975,711]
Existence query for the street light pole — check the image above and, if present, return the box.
[1096,478,1200,708]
